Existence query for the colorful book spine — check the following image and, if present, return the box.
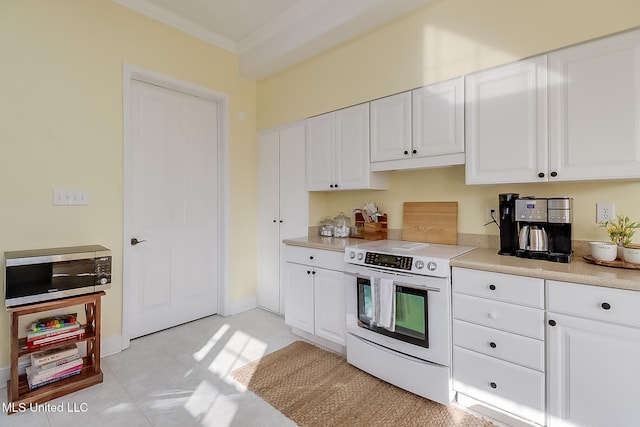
[35,354,81,371]
[26,329,85,350]
[26,357,84,381]
[30,344,79,367]
[27,368,82,390]
[29,313,78,332]
[26,322,81,342]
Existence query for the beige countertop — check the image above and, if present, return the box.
[283,236,640,292]
[452,248,640,292]
[283,235,364,252]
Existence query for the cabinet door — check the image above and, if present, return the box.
[284,262,314,334]
[313,268,346,346]
[465,55,548,184]
[306,113,335,191]
[413,77,464,157]
[547,312,640,427]
[549,29,640,181]
[370,92,412,162]
[334,103,371,190]
[257,130,281,313]
[278,123,308,313]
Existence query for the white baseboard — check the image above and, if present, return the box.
[225,296,258,316]
[100,334,123,358]
[0,335,123,390]
[291,327,346,355]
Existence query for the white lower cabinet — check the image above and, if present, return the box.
[454,347,545,425]
[284,262,315,334]
[313,268,346,344]
[452,267,546,426]
[546,280,640,427]
[284,245,346,347]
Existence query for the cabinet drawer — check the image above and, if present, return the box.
[453,293,544,339]
[284,245,345,271]
[453,268,544,308]
[547,280,640,328]
[453,320,544,371]
[453,347,545,426]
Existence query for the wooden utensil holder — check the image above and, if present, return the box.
[364,214,388,240]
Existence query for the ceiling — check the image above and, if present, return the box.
[112,0,433,79]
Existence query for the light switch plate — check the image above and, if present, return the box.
[53,189,89,206]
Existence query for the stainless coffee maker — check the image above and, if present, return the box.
[515,197,573,263]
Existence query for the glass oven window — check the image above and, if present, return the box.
[356,277,429,348]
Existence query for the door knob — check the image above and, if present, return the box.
[131,238,147,246]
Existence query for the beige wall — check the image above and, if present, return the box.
[0,0,256,366]
[257,0,640,243]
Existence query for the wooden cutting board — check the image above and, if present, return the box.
[402,202,458,244]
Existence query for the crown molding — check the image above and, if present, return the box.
[112,0,433,79]
[239,0,433,79]
[112,0,238,53]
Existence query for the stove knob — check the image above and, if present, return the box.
[357,253,364,261]
[415,260,425,270]
[349,251,356,259]
[427,261,437,272]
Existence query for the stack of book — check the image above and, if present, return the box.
[25,313,85,350]
[27,344,82,390]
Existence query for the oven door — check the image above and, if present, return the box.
[345,265,451,366]
[357,276,429,348]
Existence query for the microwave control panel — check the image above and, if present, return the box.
[96,256,112,285]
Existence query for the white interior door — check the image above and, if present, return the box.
[126,78,219,339]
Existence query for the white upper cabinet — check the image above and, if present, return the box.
[306,103,387,191]
[370,92,412,163]
[370,77,465,172]
[467,29,640,185]
[465,55,548,185]
[413,77,465,160]
[306,112,335,190]
[548,29,640,181]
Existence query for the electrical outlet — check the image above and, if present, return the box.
[487,207,498,223]
[596,202,615,223]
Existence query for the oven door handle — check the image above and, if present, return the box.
[344,271,441,293]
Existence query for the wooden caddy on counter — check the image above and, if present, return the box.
[6,292,104,414]
[354,211,388,240]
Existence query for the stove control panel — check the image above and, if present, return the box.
[344,249,447,277]
[364,252,413,270]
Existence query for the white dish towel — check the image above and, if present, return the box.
[371,277,396,332]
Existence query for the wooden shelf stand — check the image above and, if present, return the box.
[6,292,105,414]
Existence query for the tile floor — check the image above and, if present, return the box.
[0,308,299,427]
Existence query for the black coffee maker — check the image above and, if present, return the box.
[498,193,519,255]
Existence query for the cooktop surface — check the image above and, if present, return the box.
[346,239,475,260]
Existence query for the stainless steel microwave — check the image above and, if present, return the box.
[4,245,111,307]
